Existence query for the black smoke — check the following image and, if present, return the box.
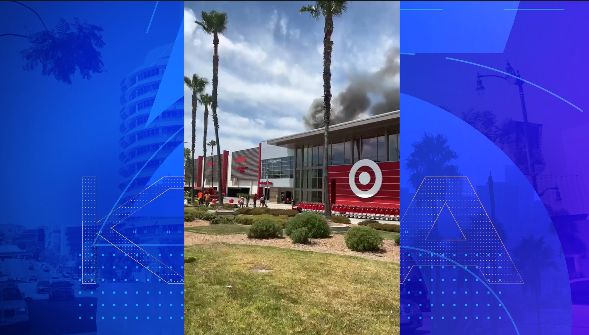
[304,47,399,129]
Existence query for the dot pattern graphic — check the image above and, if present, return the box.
[401,176,523,284]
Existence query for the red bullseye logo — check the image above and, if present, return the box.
[348,159,383,198]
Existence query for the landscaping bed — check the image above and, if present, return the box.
[184,231,399,262]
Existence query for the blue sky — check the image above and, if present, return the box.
[184,1,399,152]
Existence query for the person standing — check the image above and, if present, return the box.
[260,194,267,208]
[253,193,258,208]
[205,193,210,207]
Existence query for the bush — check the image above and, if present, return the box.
[185,256,197,263]
[358,220,400,233]
[286,212,330,238]
[222,204,237,210]
[192,211,216,221]
[210,216,235,225]
[331,215,351,224]
[247,219,283,239]
[345,226,383,252]
[267,209,298,217]
[394,234,400,246]
[184,209,197,222]
[290,227,310,244]
[234,215,254,225]
[234,207,298,217]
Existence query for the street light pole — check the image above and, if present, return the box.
[476,62,538,192]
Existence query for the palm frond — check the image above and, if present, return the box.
[198,11,228,34]
[300,5,320,18]
[184,76,192,89]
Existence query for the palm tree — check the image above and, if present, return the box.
[406,133,460,190]
[196,10,228,205]
[184,74,208,205]
[300,1,347,217]
[199,93,213,191]
[207,140,217,188]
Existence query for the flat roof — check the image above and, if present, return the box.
[267,110,399,148]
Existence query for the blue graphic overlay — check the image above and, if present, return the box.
[402,176,522,285]
[82,176,97,284]
[400,93,571,334]
[0,2,184,334]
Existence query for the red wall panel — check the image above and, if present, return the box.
[328,161,400,208]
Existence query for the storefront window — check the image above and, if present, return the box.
[331,142,345,165]
[344,140,352,164]
[388,133,399,162]
[362,137,378,161]
[377,136,386,162]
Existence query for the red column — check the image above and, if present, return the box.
[195,156,203,188]
[257,143,262,196]
[222,150,229,195]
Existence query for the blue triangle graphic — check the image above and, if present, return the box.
[427,202,466,241]
[147,23,183,125]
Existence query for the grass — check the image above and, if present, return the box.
[184,244,399,335]
[185,224,251,235]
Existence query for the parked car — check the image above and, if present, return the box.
[49,281,74,301]
[0,282,29,331]
[36,280,50,294]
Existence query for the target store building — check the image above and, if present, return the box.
[193,111,399,219]
[267,110,400,219]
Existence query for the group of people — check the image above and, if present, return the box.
[196,191,212,207]
[237,193,267,208]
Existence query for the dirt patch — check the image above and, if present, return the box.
[184,220,209,228]
[184,232,399,263]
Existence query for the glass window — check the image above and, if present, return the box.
[316,145,323,166]
[388,133,399,162]
[353,139,362,163]
[344,140,352,164]
[362,137,378,161]
[331,142,345,165]
[377,136,386,162]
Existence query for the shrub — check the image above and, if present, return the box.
[210,216,235,225]
[185,256,197,263]
[331,215,351,224]
[267,208,298,217]
[235,207,252,215]
[286,212,330,238]
[222,204,237,210]
[358,220,400,233]
[290,227,310,244]
[191,211,216,221]
[247,219,283,239]
[234,215,254,225]
[394,234,400,246]
[345,226,383,252]
[358,219,379,226]
[250,207,268,215]
[184,209,197,222]
[252,214,285,227]
[234,208,298,217]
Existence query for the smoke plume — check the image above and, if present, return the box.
[304,47,400,129]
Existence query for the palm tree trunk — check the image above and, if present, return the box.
[212,32,223,205]
[202,104,209,191]
[322,11,334,217]
[190,91,197,205]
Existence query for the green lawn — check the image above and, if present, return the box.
[184,244,399,335]
[185,224,250,235]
